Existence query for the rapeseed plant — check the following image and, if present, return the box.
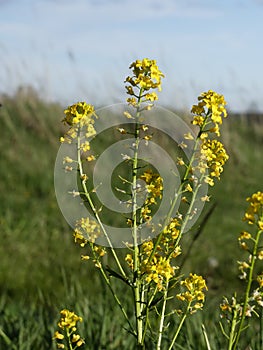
[220,191,263,350]
[54,58,233,349]
[53,309,84,349]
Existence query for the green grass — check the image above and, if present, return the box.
[0,87,262,348]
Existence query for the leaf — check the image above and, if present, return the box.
[105,265,131,286]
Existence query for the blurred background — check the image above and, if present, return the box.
[1,0,263,111]
[0,0,262,349]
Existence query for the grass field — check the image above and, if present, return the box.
[0,87,262,349]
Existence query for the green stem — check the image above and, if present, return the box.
[142,284,159,344]
[232,227,263,350]
[175,179,204,247]
[201,324,212,350]
[227,305,238,350]
[132,89,144,346]
[148,130,203,264]
[168,303,191,350]
[90,245,136,336]
[156,280,169,350]
[76,128,126,278]
[66,328,74,350]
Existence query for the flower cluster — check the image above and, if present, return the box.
[220,289,263,320]
[74,217,101,245]
[187,90,229,186]
[238,194,263,282]
[243,191,263,226]
[60,102,97,148]
[125,218,181,290]
[220,191,263,343]
[176,273,208,314]
[238,191,263,256]
[73,217,106,260]
[140,243,176,290]
[191,90,227,136]
[139,169,163,221]
[200,139,229,186]
[125,58,164,105]
[160,218,181,256]
[53,309,84,349]
[220,296,242,320]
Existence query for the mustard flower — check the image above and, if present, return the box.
[243,191,263,225]
[257,274,263,288]
[58,309,83,329]
[200,139,229,183]
[177,273,208,313]
[74,217,101,244]
[159,218,182,257]
[73,228,88,247]
[126,235,180,290]
[192,90,227,122]
[191,90,227,137]
[125,58,164,104]
[61,102,97,145]
[63,102,95,127]
[143,255,175,290]
[140,169,163,201]
[53,331,64,340]
[238,231,252,241]
[54,309,85,349]
[139,170,163,223]
[125,253,134,269]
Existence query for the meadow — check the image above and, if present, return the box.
[0,86,262,349]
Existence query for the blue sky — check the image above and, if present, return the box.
[0,0,263,111]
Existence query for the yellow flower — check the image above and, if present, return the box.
[185,183,193,192]
[73,228,88,247]
[220,299,231,313]
[58,309,83,330]
[76,339,85,347]
[72,334,81,342]
[86,155,96,162]
[80,141,90,152]
[143,256,174,289]
[81,255,90,260]
[125,253,134,269]
[243,191,263,224]
[200,139,229,182]
[177,157,185,166]
[257,274,263,288]
[144,92,158,101]
[238,231,252,240]
[191,115,204,127]
[54,310,84,349]
[74,217,101,244]
[176,273,207,312]
[125,58,164,103]
[53,331,64,340]
[191,90,227,136]
[140,170,163,199]
[63,102,95,127]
